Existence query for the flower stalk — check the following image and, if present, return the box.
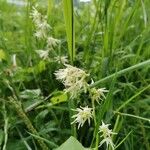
[9,97,49,150]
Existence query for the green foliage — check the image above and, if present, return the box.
[0,49,6,61]
[0,0,150,150]
[62,0,75,64]
[55,136,87,150]
[50,91,68,105]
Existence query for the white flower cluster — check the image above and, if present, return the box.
[30,6,61,61]
[54,62,117,149]
[55,64,108,101]
[71,106,93,129]
[54,64,89,98]
[35,50,49,60]
[54,56,68,64]
[90,87,109,103]
[47,37,60,51]
[30,6,51,39]
[99,121,117,150]
[54,64,109,128]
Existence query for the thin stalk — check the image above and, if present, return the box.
[114,111,150,123]
[47,0,53,19]
[2,102,8,150]
[91,59,150,88]
[27,132,58,148]
[108,115,121,150]
[91,101,99,150]
[68,97,77,138]
[9,97,49,150]
[115,85,150,112]
[112,115,120,140]
[135,109,150,150]
[115,131,132,149]
[16,127,32,150]
[141,0,147,28]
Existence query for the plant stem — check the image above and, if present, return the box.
[115,85,150,112]
[91,59,150,87]
[114,111,150,122]
[91,101,99,150]
[2,102,8,150]
[9,97,49,150]
[68,97,77,138]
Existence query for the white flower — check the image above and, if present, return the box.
[47,37,60,50]
[38,21,50,31]
[99,121,117,150]
[55,64,88,86]
[90,87,108,103]
[35,50,49,60]
[30,7,41,24]
[12,54,17,67]
[99,138,115,150]
[30,7,51,39]
[34,30,47,39]
[99,121,116,138]
[64,78,88,98]
[54,56,68,64]
[71,106,93,129]
[54,64,89,98]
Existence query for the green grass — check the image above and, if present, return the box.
[0,0,150,150]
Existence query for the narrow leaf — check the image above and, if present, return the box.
[62,0,75,64]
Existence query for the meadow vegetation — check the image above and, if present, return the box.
[0,0,150,150]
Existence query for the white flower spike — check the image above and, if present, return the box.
[30,6,51,39]
[35,50,49,60]
[54,64,89,98]
[47,37,60,50]
[54,56,68,64]
[90,87,109,103]
[99,121,117,150]
[71,106,93,129]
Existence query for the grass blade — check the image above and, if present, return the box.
[62,0,75,64]
[27,132,58,148]
[91,59,150,87]
[115,85,150,112]
[115,131,132,149]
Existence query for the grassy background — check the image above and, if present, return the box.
[0,0,150,149]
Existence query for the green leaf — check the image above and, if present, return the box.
[37,61,46,73]
[26,61,46,75]
[62,0,75,63]
[20,89,41,99]
[55,136,87,150]
[27,132,58,148]
[50,91,68,104]
[0,129,4,147]
[0,49,6,61]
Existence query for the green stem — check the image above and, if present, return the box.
[9,97,49,150]
[2,102,8,150]
[91,59,150,88]
[115,85,150,112]
[68,97,77,138]
[47,0,53,19]
[114,111,150,122]
[91,101,99,150]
